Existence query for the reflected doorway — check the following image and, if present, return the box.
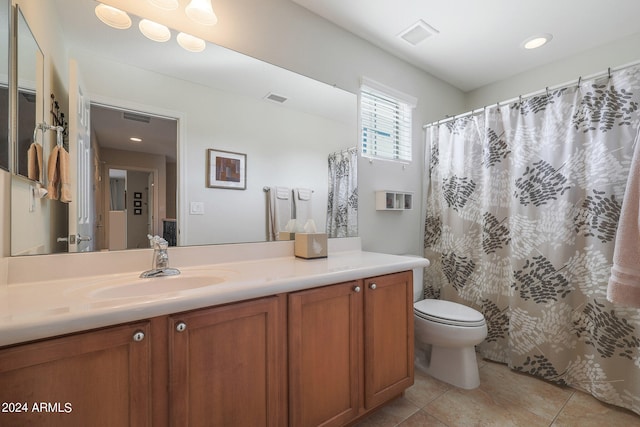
[91,103,177,251]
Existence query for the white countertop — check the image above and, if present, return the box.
[0,250,429,347]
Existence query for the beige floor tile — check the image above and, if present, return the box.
[478,360,573,421]
[552,390,640,427]
[423,387,551,427]
[404,369,452,408]
[353,397,420,427]
[398,409,449,427]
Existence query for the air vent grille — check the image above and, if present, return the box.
[399,20,439,46]
[123,111,151,123]
[264,93,288,104]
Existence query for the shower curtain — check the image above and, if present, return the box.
[424,66,640,415]
[327,147,358,238]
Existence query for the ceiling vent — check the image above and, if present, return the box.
[398,20,439,46]
[264,92,288,104]
[122,111,151,123]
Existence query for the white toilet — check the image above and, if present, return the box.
[412,268,488,389]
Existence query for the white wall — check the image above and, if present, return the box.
[466,33,640,111]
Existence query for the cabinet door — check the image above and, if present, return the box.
[169,296,285,427]
[289,281,362,427]
[364,271,414,409]
[0,321,151,427]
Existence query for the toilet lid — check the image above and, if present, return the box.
[414,299,486,327]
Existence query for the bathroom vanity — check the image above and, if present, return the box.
[0,240,428,426]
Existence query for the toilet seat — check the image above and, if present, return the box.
[414,299,486,327]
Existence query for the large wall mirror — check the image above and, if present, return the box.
[10,0,357,256]
[15,6,42,182]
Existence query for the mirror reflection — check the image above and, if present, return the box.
[10,0,357,256]
[0,0,8,171]
[15,7,42,181]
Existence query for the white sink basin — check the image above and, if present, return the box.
[65,269,236,300]
[89,275,224,299]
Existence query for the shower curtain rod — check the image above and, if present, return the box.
[423,59,640,129]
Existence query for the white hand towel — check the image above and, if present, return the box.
[293,188,313,232]
[266,186,292,241]
[607,130,640,307]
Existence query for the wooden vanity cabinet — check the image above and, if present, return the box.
[168,295,286,427]
[288,271,414,427]
[0,321,151,427]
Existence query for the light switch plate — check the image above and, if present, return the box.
[190,201,204,215]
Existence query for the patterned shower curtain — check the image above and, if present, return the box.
[327,147,358,238]
[424,66,640,415]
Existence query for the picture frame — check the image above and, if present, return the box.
[134,192,142,199]
[134,200,142,208]
[134,208,142,215]
[207,149,246,190]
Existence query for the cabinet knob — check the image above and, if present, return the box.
[175,322,187,332]
[369,283,377,290]
[354,286,361,293]
[132,331,145,342]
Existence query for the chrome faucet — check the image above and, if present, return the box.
[140,235,180,278]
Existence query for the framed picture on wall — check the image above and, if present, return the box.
[134,208,142,215]
[134,192,142,199]
[134,200,142,208]
[207,149,247,190]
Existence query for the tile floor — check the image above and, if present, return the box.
[354,359,640,427]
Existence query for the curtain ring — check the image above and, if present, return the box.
[546,87,550,97]
[577,76,582,87]
[518,95,522,104]
[608,67,612,79]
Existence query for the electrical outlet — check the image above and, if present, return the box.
[190,201,205,215]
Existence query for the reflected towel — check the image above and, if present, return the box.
[59,147,71,203]
[46,146,72,203]
[47,146,60,200]
[607,130,640,307]
[266,186,292,241]
[27,142,42,181]
[293,188,313,232]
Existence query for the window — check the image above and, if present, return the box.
[360,78,416,162]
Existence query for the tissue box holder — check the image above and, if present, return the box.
[277,231,295,241]
[294,233,328,259]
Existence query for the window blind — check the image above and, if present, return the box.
[360,82,414,162]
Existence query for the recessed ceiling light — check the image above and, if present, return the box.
[95,4,131,30]
[522,33,553,50]
[139,19,171,42]
[130,137,143,142]
[177,32,206,52]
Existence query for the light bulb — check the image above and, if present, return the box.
[177,33,206,52]
[139,19,171,42]
[95,4,131,30]
[185,0,218,26]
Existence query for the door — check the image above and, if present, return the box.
[364,271,414,409]
[0,321,151,427]
[67,59,94,252]
[169,297,285,427]
[289,281,362,427]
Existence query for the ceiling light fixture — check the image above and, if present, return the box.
[177,32,206,52]
[522,33,553,50]
[130,137,143,142]
[185,0,218,26]
[148,0,179,10]
[95,4,131,30]
[139,19,171,42]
